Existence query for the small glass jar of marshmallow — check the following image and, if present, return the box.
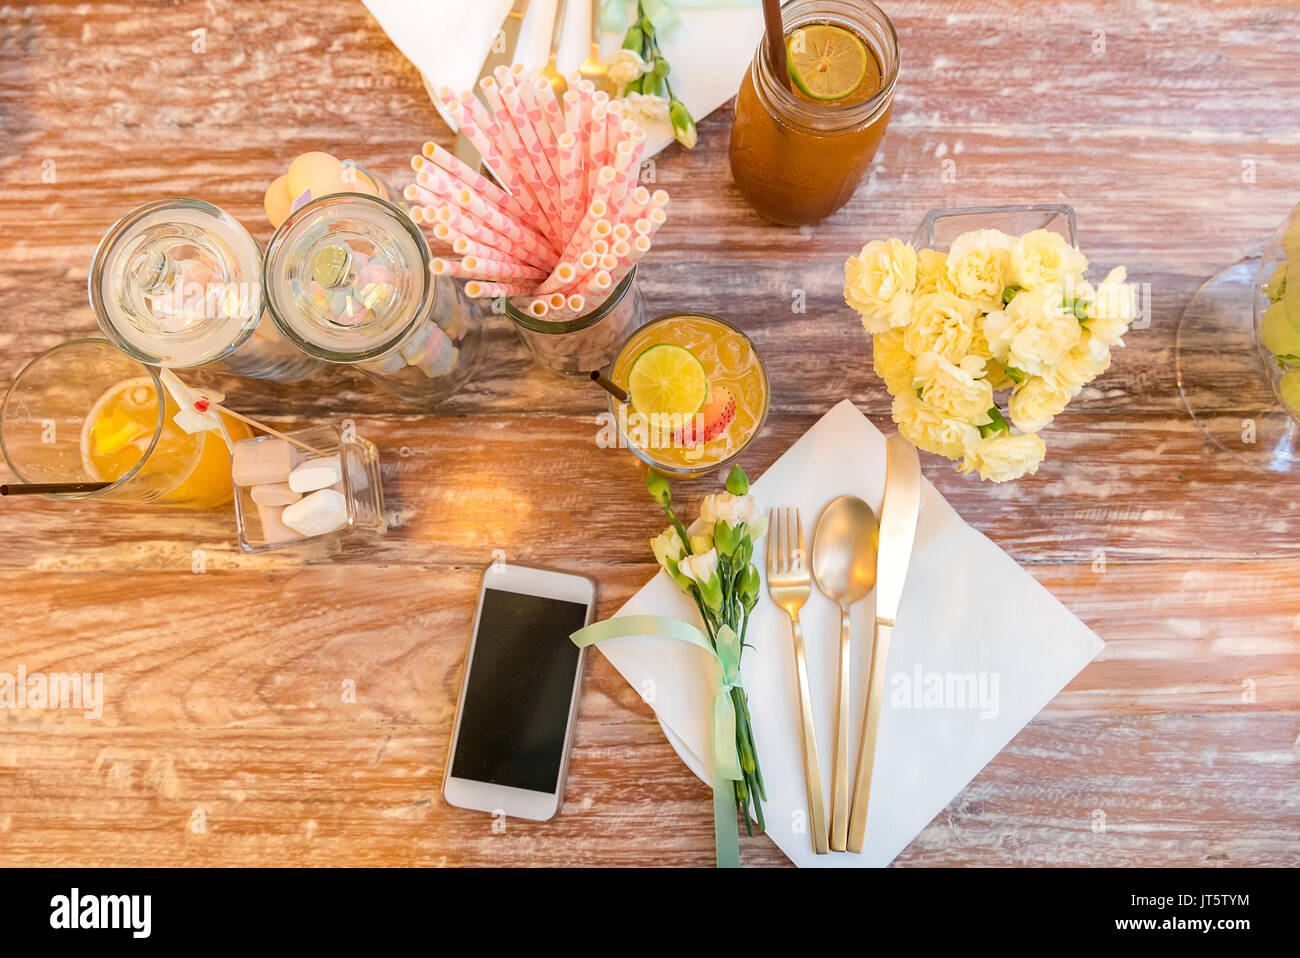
[230,423,386,553]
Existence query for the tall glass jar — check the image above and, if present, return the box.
[263,193,482,406]
[728,0,900,226]
[89,198,324,382]
[504,269,647,376]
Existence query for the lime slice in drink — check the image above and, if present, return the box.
[627,344,709,419]
[787,24,868,101]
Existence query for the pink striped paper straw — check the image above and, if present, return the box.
[585,104,608,197]
[454,186,552,257]
[620,186,652,224]
[433,204,553,269]
[532,76,568,149]
[592,239,609,257]
[607,235,654,290]
[612,222,632,242]
[604,99,625,176]
[523,298,550,319]
[554,169,617,264]
[573,269,613,301]
[512,73,564,188]
[440,88,552,236]
[555,132,582,234]
[421,141,538,231]
[566,293,586,316]
[492,72,565,241]
[466,279,532,298]
[462,255,548,283]
[574,80,595,197]
[609,139,642,217]
[465,83,558,241]
[536,261,578,296]
[430,257,470,278]
[453,235,534,267]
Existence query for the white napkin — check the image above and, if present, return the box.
[599,400,1104,867]
[360,0,768,156]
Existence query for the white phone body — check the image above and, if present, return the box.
[443,562,596,821]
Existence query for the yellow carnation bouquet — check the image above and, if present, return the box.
[844,229,1137,481]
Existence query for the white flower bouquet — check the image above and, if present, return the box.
[844,227,1138,481]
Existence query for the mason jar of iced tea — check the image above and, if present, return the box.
[729,0,899,226]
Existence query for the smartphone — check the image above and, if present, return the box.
[443,563,597,821]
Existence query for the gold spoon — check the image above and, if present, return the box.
[539,0,570,97]
[811,495,879,852]
[577,0,616,94]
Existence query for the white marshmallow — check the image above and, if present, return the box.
[232,438,294,486]
[281,488,349,537]
[256,503,303,544]
[288,455,343,493]
[398,321,433,360]
[250,482,301,507]
[358,351,405,375]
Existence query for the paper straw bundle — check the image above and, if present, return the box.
[406,64,669,322]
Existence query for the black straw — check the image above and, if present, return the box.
[1,481,111,496]
[590,370,629,403]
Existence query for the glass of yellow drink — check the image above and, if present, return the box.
[607,313,769,477]
[1,339,249,507]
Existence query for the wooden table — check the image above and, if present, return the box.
[0,0,1297,867]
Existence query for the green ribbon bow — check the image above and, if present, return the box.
[600,0,760,38]
[571,613,744,868]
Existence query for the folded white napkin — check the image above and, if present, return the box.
[361,0,769,156]
[600,400,1104,867]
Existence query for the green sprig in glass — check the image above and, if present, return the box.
[646,464,766,833]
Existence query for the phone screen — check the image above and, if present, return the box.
[450,587,588,794]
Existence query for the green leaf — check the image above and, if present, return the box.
[653,57,671,78]
[725,465,749,495]
[979,405,1011,437]
[1001,285,1022,305]
[645,467,671,506]
[622,27,644,52]
[714,520,740,555]
[1004,366,1025,384]
[740,564,761,602]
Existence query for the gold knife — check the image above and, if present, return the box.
[452,0,533,167]
[846,433,921,854]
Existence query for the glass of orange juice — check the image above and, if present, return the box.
[1,339,249,507]
[606,313,769,477]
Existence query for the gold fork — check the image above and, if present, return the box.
[767,506,830,855]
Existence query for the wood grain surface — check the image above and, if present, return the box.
[1,0,1298,867]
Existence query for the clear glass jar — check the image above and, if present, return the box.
[0,338,250,507]
[232,422,386,554]
[263,193,482,407]
[504,269,647,376]
[728,0,899,226]
[606,312,770,478]
[89,198,324,382]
